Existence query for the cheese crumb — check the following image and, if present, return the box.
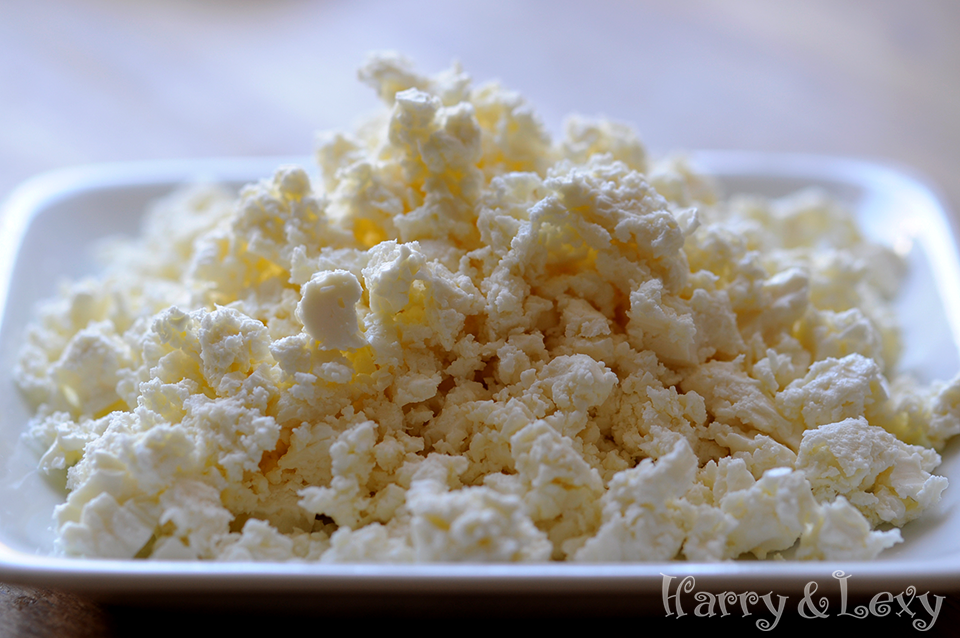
[297,270,366,350]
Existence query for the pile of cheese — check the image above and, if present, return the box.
[17,53,960,562]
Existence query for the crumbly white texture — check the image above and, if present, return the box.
[17,52,960,563]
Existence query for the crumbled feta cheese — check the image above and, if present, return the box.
[16,52,959,563]
[796,417,947,526]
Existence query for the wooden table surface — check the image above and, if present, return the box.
[2,0,959,630]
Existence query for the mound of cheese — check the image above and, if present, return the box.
[17,52,960,562]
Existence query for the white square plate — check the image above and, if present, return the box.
[0,153,958,603]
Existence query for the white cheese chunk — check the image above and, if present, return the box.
[296,270,366,350]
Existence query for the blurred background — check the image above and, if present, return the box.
[2,0,959,211]
[2,0,960,632]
